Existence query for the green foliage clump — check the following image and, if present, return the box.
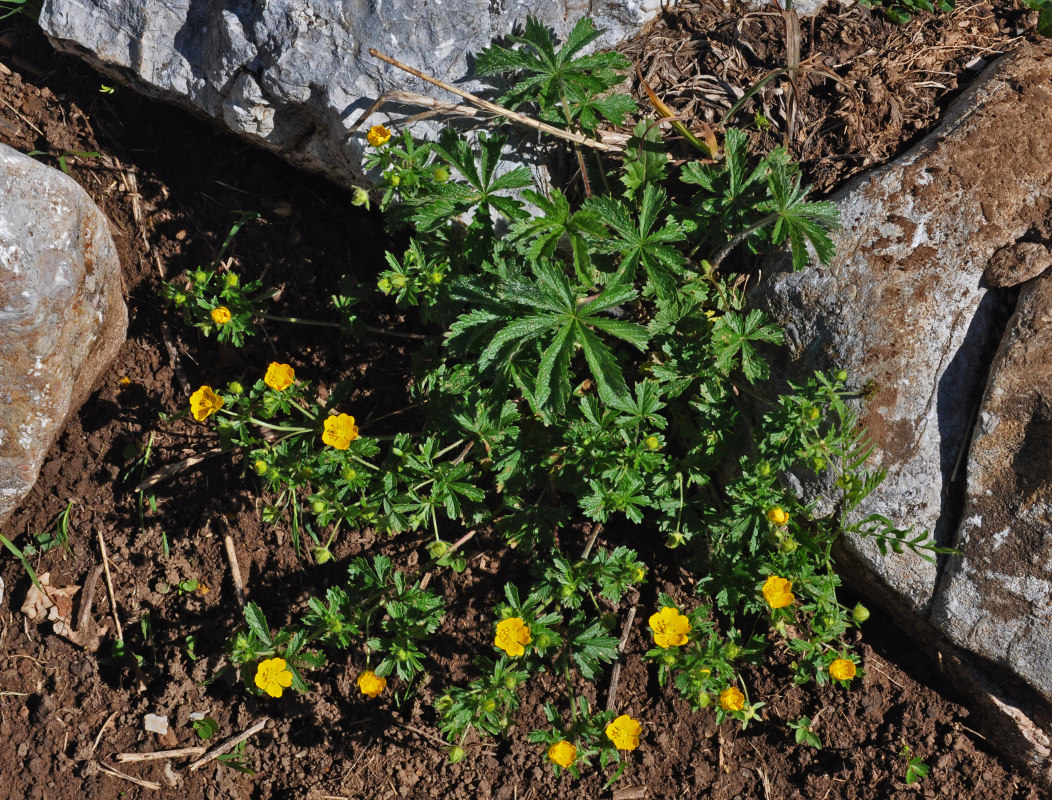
[160,14,953,783]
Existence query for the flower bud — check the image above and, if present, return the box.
[835,369,848,383]
[172,291,188,306]
[391,273,406,289]
[504,675,519,691]
[697,692,713,708]
[351,187,371,209]
[429,270,444,285]
[253,459,268,475]
[312,546,333,565]
[666,531,686,548]
[192,269,209,285]
[631,567,646,584]
[428,540,450,559]
[224,272,239,288]
[310,499,328,514]
[724,642,741,660]
[388,173,401,187]
[481,698,497,713]
[227,381,244,395]
[852,603,871,624]
[448,746,466,763]
[378,277,392,294]
[433,166,450,183]
[644,435,662,451]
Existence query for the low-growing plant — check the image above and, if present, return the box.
[227,554,445,698]
[900,741,931,784]
[164,13,953,783]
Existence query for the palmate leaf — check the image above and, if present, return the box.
[566,616,620,680]
[710,310,783,382]
[586,184,688,304]
[474,16,630,127]
[509,189,606,286]
[415,130,530,230]
[467,260,649,411]
[758,156,839,271]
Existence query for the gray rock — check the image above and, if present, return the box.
[931,272,1052,702]
[0,143,127,526]
[755,41,1052,614]
[38,0,659,191]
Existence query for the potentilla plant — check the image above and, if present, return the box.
[164,14,955,783]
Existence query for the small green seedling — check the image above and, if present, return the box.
[217,740,256,774]
[788,716,822,749]
[900,742,930,784]
[192,716,219,740]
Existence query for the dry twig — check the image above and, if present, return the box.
[605,601,638,713]
[96,530,123,643]
[188,717,269,772]
[96,762,162,791]
[224,532,246,607]
[134,446,225,492]
[90,710,119,758]
[116,746,207,763]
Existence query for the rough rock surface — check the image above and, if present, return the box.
[0,142,127,526]
[756,42,1052,614]
[38,0,659,190]
[931,272,1052,700]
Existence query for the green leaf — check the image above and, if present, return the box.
[567,618,619,680]
[711,310,783,381]
[586,184,687,303]
[759,156,839,270]
[622,120,669,202]
[473,16,631,129]
[243,602,273,647]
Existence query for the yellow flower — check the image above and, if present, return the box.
[762,575,795,609]
[766,506,789,525]
[719,686,745,712]
[357,670,387,697]
[648,606,691,648]
[829,658,857,682]
[605,714,641,750]
[547,740,577,768]
[254,657,293,698]
[264,362,296,392]
[494,617,531,657]
[210,306,232,325]
[322,413,359,449]
[189,385,224,421]
[366,124,392,147]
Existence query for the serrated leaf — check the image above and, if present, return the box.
[244,603,272,647]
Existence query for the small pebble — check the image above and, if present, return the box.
[144,713,169,735]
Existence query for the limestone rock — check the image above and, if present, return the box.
[930,272,1052,702]
[755,42,1052,613]
[0,142,127,526]
[38,0,660,191]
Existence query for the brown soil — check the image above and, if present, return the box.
[0,4,1049,800]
